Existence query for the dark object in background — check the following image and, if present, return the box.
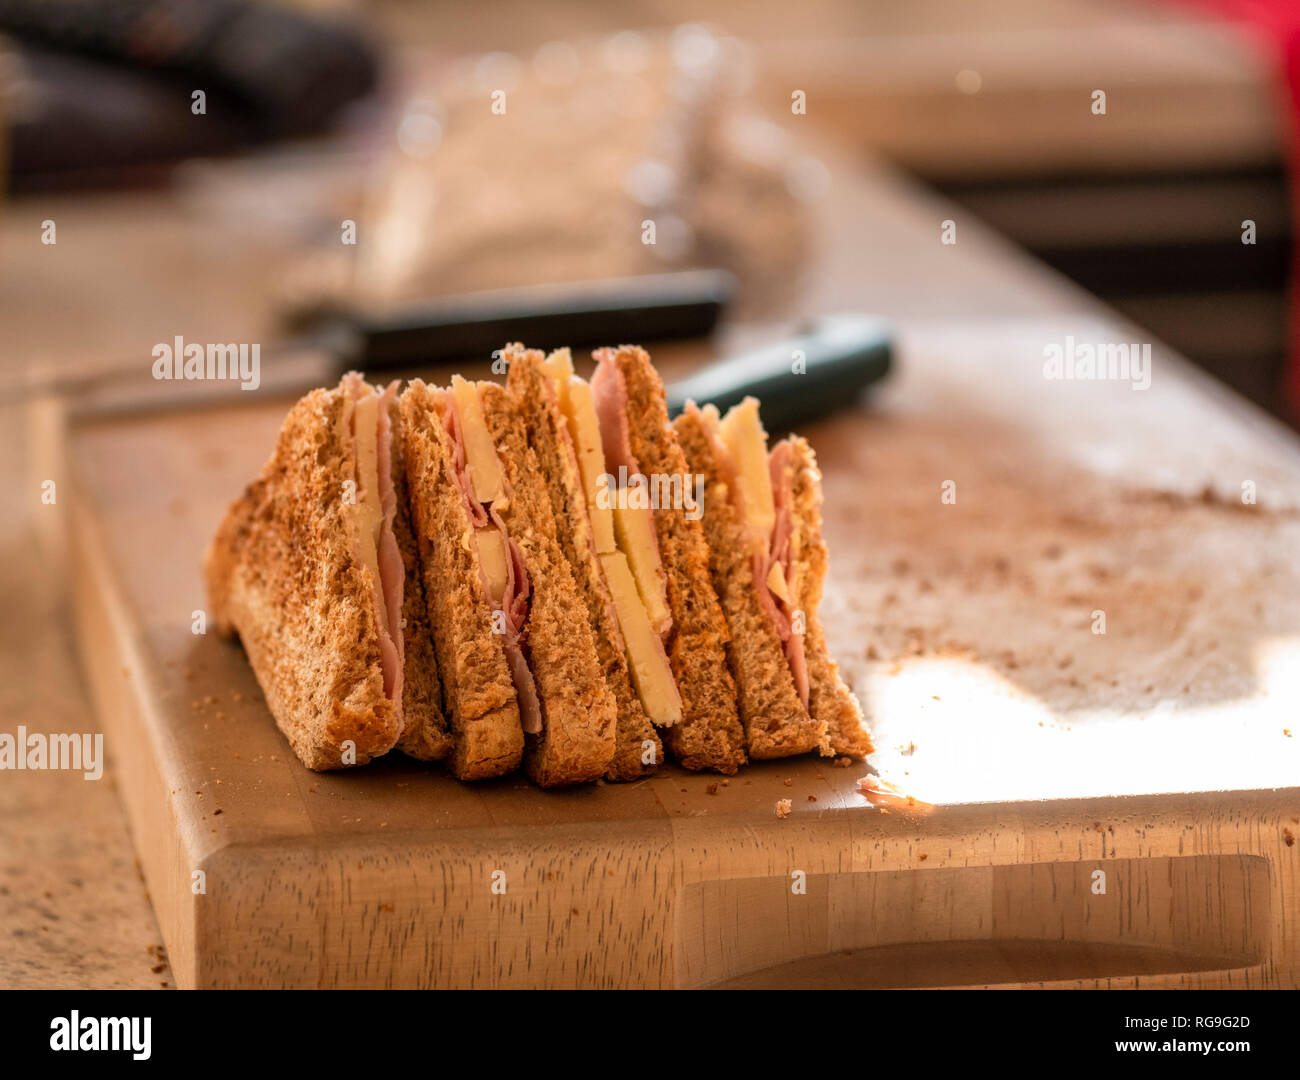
[325,271,737,371]
[1,0,379,189]
[665,313,893,431]
[935,165,1294,423]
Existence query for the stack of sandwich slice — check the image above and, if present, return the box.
[205,344,873,786]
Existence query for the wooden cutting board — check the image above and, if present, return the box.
[52,303,1300,987]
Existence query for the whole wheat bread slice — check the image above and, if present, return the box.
[479,381,617,786]
[504,344,661,780]
[400,380,523,780]
[674,405,826,758]
[782,436,874,758]
[598,346,746,774]
[205,382,445,769]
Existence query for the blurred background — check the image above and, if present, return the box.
[1,0,1298,419]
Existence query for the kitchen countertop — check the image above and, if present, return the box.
[3,0,1295,990]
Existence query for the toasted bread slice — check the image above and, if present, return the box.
[503,344,661,781]
[388,403,454,763]
[478,381,617,786]
[783,436,874,758]
[400,380,523,780]
[205,379,447,769]
[674,404,826,758]
[595,346,746,774]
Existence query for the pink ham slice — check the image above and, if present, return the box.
[591,356,640,476]
[762,440,810,708]
[343,375,404,713]
[437,390,543,735]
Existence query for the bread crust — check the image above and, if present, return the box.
[504,344,661,781]
[599,346,746,774]
[480,381,616,786]
[400,380,524,780]
[204,386,403,770]
[388,396,453,762]
[674,406,826,758]
[785,436,874,758]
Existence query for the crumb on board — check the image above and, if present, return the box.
[784,778,792,787]
[776,799,792,819]
[1285,829,1296,848]
[807,794,817,802]
[706,782,719,795]
[833,757,853,768]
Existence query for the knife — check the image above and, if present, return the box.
[321,269,736,369]
[59,304,891,425]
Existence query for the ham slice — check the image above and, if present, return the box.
[343,374,404,712]
[591,357,640,476]
[439,388,543,735]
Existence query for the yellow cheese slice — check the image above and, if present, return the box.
[599,552,681,728]
[542,348,575,412]
[543,355,617,555]
[474,525,509,606]
[718,396,775,543]
[565,379,617,554]
[450,374,505,505]
[612,502,670,634]
[766,560,791,604]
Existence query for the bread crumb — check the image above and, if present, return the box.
[807,795,817,802]
[784,778,792,787]
[1285,828,1296,848]
[706,782,719,795]
[918,853,928,861]
[775,799,792,819]
[833,757,853,768]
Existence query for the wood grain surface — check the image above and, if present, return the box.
[56,300,1300,986]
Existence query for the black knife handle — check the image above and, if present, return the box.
[665,314,892,430]
[353,270,735,368]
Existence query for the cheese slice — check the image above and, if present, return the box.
[566,379,617,554]
[718,397,775,543]
[450,374,505,505]
[544,360,617,555]
[600,552,681,728]
[475,525,509,605]
[542,348,575,413]
[766,560,791,604]
[613,502,670,634]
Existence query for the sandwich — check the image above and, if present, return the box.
[674,398,874,760]
[399,374,617,786]
[204,373,449,770]
[503,344,670,781]
[586,345,748,774]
